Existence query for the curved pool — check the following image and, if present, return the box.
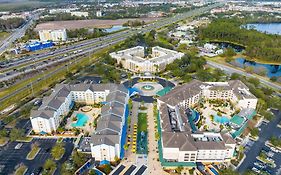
[72,113,89,127]
[214,115,229,124]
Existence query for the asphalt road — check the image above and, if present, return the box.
[207,61,281,91]
[0,13,39,55]
[0,3,223,82]
[237,109,281,174]
[0,3,224,106]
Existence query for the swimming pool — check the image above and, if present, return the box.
[214,115,229,124]
[71,113,89,127]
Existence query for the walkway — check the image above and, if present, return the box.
[146,103,169,175]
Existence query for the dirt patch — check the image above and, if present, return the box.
[35,18,160,31]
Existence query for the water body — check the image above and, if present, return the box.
[104,25,127,33]
[244,23,281,35]
[234,58,281,78]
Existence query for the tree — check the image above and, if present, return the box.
[250,128,259,137]
[223,48,236,57]
[89,170,98,175]
[175,166,183,173]
[43,159,56,174]
[219,168,238,175]
[51,143,65,160]
[61,162,73,175]
[270,76,277,82]
[260,110,274,121]
[0,129,8,138]
[103,164,111,174]
[72,149,87,168]
[230,73,240,80]
[123,144,129,150]
[10,128,24,141]
[248,77,260,87]
[245,66,254,73]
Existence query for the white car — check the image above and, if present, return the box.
[14,143,23,149]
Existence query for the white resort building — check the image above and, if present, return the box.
[38,29,68,42]
[109,46,184,73]
[157,80,257,163]
[30,83,129,161]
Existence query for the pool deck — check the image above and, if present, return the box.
[65,107,101,133]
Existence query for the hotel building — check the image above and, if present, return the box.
[109,46,184,73]
[157,80,257,163]
[38,29,67,42]
[30,83,129,161]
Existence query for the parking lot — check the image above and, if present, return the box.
[238,109,281,174]
[0,138,74,175]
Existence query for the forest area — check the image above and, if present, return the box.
[198,18,281,63]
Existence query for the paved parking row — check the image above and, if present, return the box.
[0,138,74,175]
[238,110,281,174]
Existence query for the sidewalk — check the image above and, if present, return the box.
[146,103,169,175]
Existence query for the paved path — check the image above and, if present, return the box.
[207,61,281,91]
[146,103,169,175]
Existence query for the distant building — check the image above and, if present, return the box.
[96,10,103,17]
[49,8,79,14]
[110,46,184,73]
[38,29,67,42]
[25,41,54,52]
[70,11,89,17]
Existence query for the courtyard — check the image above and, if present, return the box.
[65,106,101,133]
[193,99,237,132]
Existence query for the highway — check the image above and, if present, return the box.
[0,3,223,82]
[0,3,223,106]
[0,13,39,55]
[207,60,281,91]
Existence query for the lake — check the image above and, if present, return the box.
[234,58,281,78]
[244,23,281,35]
[104,25,127,33]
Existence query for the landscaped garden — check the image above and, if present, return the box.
[193,98,237,132]
[14,164,27,175]
[26,143,41,160]
[137,112,148,154]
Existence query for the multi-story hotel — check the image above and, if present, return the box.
[38,29,67,42]
[30,83,129,161]
[157,80,257,163]
[109,46,184,73]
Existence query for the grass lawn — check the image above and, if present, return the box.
[14,164,27,175]
[0,31,9,41]
[137,113,147,132]
[26,146,41,160]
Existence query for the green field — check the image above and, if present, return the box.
[0,32,10,41]
[137,113,147,132]
[0,1,52,12]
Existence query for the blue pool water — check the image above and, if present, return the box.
[214,115,229,124]
[210,167,219,175]
[245,23,281,35]
[104,25,127,33]
[235,58,281,78]
[71,113,89,127]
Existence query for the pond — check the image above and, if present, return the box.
[104,25,127,33]
[244,23,281,35]
[234,58,281,78]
